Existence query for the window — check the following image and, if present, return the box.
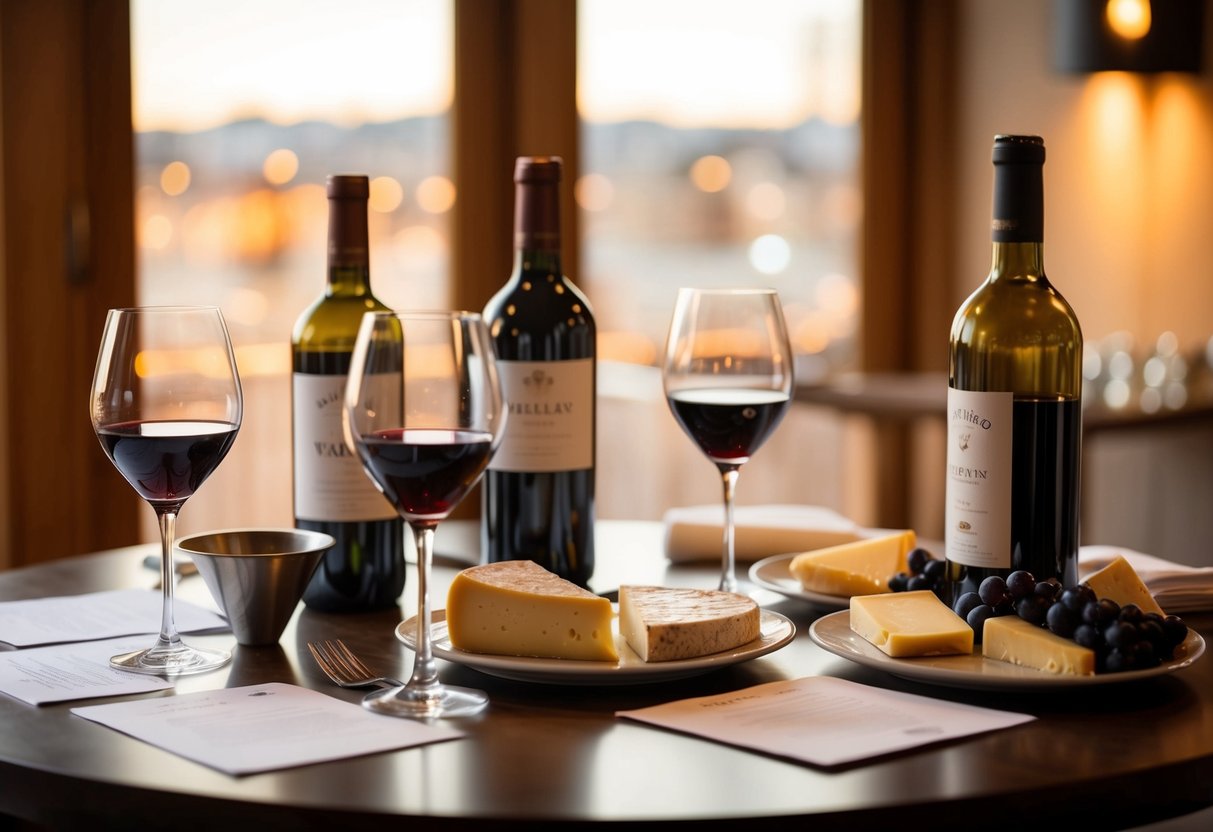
[131,0,453,536]
[577,0,862,379]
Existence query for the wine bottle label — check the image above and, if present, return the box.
[490,359,593,473]
[945,388,1013,569]
[293,372,396,522]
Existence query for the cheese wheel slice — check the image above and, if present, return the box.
[789,530,916,597]
[1083,555,1165,616]
[849,590,973,657]
[619,585,760,662]
[983,615,1095,676]
[446,561,618,662]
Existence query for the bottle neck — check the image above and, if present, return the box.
[990,241,1045,280]
[512,180,561,278]
[989,156,1044,281]
[327,196,371,296]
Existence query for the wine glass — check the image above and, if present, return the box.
[663,288,794,593]
[344,311,505,718]
[90,306,243,674]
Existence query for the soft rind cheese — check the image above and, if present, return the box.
[619,585,760,662]
[446,561,618,662]
[849,590,973,657]
[789,530,916,597]
[1084,555,1165,616]
[983,615,1095,676]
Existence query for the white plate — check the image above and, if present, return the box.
[809,610,1207,691]
[395,608,796,686]
[748,553,850,610]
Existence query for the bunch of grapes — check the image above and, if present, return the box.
[887,547,945,595]
[952,570,1189,673]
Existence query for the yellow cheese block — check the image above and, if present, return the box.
[446,561,619,662]
[619,585,760,662]
[1084,555,1165,616]
[790,530,916,597]
[983,615,1095,675]
[849,590,973,657]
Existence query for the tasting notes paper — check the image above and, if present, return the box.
[72,682,464,775]
[618,676,1035,767]
[0,638,174,705]
[0,589,228,648]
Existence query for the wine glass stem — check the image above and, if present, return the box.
[407,521,440,695]
[718,467,740,593]
[155,509,183,649]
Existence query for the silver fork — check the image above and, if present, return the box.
[308,639,404,690]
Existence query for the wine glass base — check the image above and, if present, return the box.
[361,683,488,719]
[110,642,232,676]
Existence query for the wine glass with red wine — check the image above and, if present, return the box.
[344,311,504,718]
[663,288,794,593]
[90,306,242,674]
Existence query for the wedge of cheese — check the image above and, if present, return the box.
[446,561,618,662]
[619,586,760,662]
[789,530,916,597]
[849,590,973,657]
[1084,555,1165,616]
[983,615,1095,675]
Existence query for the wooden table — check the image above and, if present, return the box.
[2,521,1213,830]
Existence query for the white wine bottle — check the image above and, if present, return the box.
[292,174,404,611]
[481,157,596,586]
[945,135,1083,602]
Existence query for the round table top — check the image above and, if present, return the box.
[2,520,1212,830]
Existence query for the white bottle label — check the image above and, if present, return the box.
[293,372,396,522]
[945,388,1013,569]
[490,359,593,473]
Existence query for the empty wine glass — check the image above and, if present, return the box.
[90,306,242,674]
[344,311,505,718]
[663,288,793,593]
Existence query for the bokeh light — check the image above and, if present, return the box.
[262,148,299,186]
[370,176,405,213]
[690,155,732,193]
[160,161,191,196]
[415,175,456,214]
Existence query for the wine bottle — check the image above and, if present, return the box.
[945,135,1083,602]
[292,174,404,611]
[482,156,596,585]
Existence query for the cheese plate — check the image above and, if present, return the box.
[396,608,795,685]
[748,553,851,610]
[809,610,1206,691]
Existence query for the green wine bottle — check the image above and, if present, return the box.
[945,135,1083,603]
[292,174,404,611]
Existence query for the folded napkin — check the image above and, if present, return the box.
[663,504,862,563]
[1079,545,1213,614]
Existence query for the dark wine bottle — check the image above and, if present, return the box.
[292,174,404,611]
[481,156,596,585]
[945,135,1083,603]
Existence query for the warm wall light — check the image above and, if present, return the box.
[1054,0,1204,73]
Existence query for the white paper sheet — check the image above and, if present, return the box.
[0,589,228,648]
[618,676,1035,767]
[71,682,465,775]
[0,637,174,705]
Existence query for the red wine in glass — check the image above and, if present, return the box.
[667,389,789,466]
[97,419,239,509]
[356,428,495,521]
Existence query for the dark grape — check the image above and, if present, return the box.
[1046,602,1078,638]
[979,576,1010,608]
[1161,615,1189,650]
[1015,594,1051,626]
[954,591,982,620]
[888,572,909,592]
[1119,604,1144,625]
[1006,570,1036,601]
[1073,623,1102,650]
[1035,579,1062,601]
[923,558,946,581]
[967,604,996,641]
[1104,621,1139,650]
[907,575,931,592]
[1129,640,1160,669]
[1061,585,1096,612]
[1139,620,1166,650]
[1083,598,1120,627]
[1105,649,1128,673]
[907,547,930,575]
